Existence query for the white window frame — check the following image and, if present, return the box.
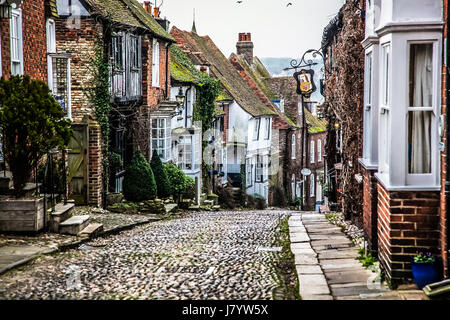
[379,43,391,174]
[10,8,23,75]
[246,158,252,187]
[152,38,160,87]
[253,118,261,141]
[265,118,271,140]
[151,117,171,162]
[310,173,315,197]
[177,135,193,171]
[406,40,439,186]
[291,134,296,160]
[310,140,315,164]
[318,139,322,162]
[263,155,269,182]
[291,174,295,200]
[363,51,373,159]
[255,155,263,183]
[47,19,56,91]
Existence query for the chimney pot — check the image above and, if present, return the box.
[143,1,151,14]
[247,33,251,41]
[154,7,160,18]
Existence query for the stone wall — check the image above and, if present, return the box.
[377,183,441,287]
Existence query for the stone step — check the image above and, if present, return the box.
[212,205,221,210]
[188,205,201,211]
[164,203,178,214]
[59,215,90,235]
[49,202,75,233]
[78,223,103,238]
[203,199,214,206]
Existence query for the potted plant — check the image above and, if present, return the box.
[412,252,439,289]
[0,75,72,232]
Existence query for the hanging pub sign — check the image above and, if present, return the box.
[294,69,316,98]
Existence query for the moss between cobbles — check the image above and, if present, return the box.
[271,217,301,300]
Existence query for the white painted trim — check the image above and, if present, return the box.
[10,8,23,75]
[375,172,440,191]
[358,158,378,171]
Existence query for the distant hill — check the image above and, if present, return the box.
[259,57,295,77]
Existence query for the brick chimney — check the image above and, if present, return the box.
[143,1,152,15]
[236,32,254,65]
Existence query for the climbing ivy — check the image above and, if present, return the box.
[193,75,221,132]
[86,38,111,206]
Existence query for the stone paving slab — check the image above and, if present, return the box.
[330,283,389,297]
[311,239,352,246]
[291,247,317,256]
[302,294,334,300]
[289,227,307,233]
[321,259,364,270]
[298,274,330,296]
[296,265,323,274]
[290,233,310,243]
[326,270,376,285]
[318,250,359,260]
[294,254,319,265]
[0,245,54,274]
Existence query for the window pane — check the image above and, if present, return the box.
[408,111,431,174]
[409,43,433,108]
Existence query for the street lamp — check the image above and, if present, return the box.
[175,87,185,117]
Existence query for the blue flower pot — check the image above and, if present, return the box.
[411,262,439,289]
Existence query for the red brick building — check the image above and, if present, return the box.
[53,0,174,206]
[0,0,54,81]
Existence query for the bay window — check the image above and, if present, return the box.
[129,35,141,97]
[10,8,23,75]
[177,136,192,171]
[379,43,391,174]
[151,117,171,161]
[363,51,373,159]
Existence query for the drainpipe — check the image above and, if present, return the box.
[445,5,450,278]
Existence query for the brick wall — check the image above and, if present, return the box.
[377,183,441,287]
[88,119,103,206]
[55,17,104,207]
[362,167,378,254]
[55,17,101,123]
[1,1,47,80]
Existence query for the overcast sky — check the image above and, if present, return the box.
[142,0,345,59]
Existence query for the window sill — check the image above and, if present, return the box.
[358,158,378,170]
[374,172,441,192]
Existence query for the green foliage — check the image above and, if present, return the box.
[414,252,435,264]
[164,162,186,202]
[193,76,221,132]
[357,247,377,268]
[183,176,196,200]
[271,186,288,208]
[0,75,72,197]
[108,151,123,170]
[150,150,171,199]
[86,40,111,203]
[291,197,302,207]
[123,151,156,202]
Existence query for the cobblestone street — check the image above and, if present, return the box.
[0,210,294,300]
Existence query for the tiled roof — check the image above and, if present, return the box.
[46,0,59,18]
[171,27,274,117]
[305,109,327,134]
[84,0,174,42]
[170,45,205,84]
[231,53,296,128]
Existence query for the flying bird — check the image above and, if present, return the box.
[237,1,243,3]
[287,2,292,7]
